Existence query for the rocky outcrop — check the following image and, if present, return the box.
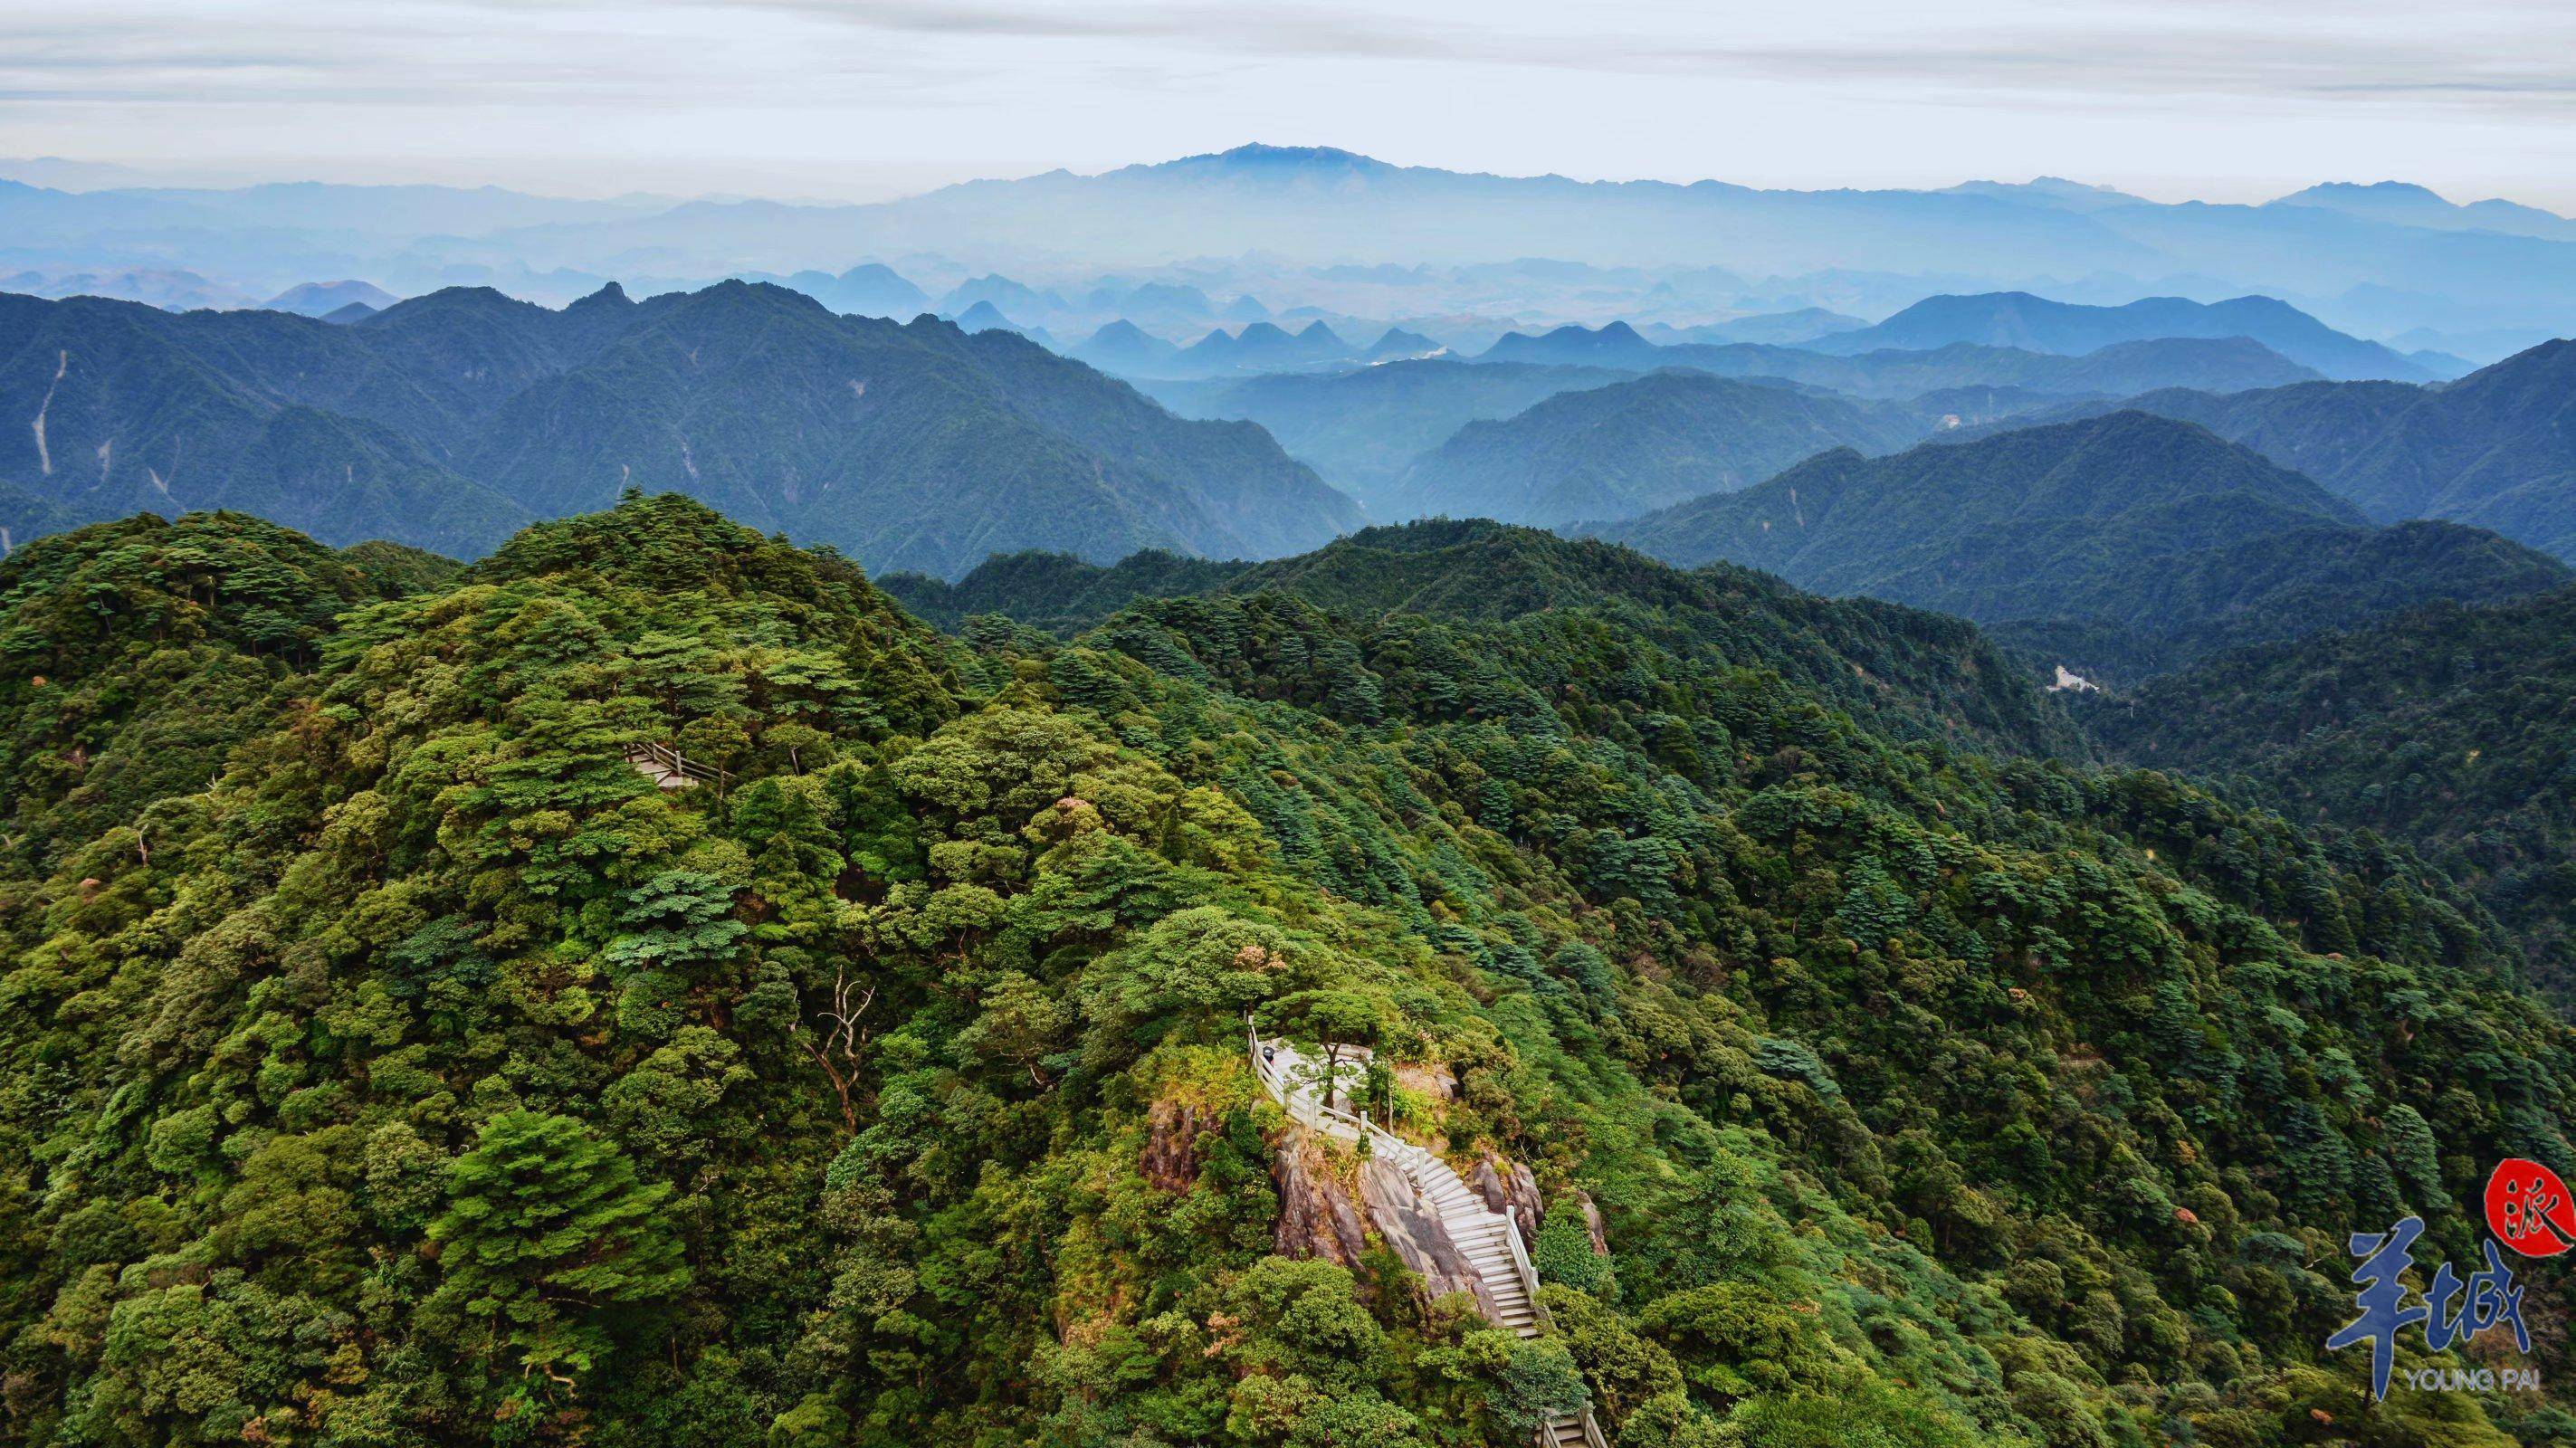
[1394,1062,1456,1102]
[1141,1100,1214,1193]
[1359,1154,1500,1316]
[1474,1157,1546,1243]
[1270,1128,1369,1266]
[1576,1191,1611,1257]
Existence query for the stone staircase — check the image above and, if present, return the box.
[1249,1024,1606,1448]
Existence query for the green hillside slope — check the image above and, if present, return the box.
[2,494,2566,1448]
[2085,586,2576,993]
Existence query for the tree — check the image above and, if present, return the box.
[426,1112,691,1400]
[604,871,748,982]
[1260,988,1391,1113]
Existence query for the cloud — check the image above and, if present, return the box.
[0,0,2567,205]
[5,0,2571,119]
[539,0,2576,116]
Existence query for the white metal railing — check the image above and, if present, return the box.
[1247,1019,1603,1447]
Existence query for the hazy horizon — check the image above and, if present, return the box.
[3,0,2572,211]
[3,143,2571,219]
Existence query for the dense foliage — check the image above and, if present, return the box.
[1983,519,2569,685]
[0,511,438,872]
[5,497,2571,1448]
[879,548,1255,635]
[1599,411,2358,595]
[1597,413,2569,678]
[2085,585,2576,996]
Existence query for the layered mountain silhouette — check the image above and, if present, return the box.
[1473,321,2322,396]
[1959,338,2576,559]
[769,262,929,317]
[1812,291,2449,381]
[0,281,1361,575]
[1594,411,2570,670]
[262,279,401,317]
[1388,370,1922,527]
[1145,358,1633,505]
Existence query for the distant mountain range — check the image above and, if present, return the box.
[1068,319,1434,379]
[1641,308,1868,346]
[1954,339,2576,560]
[1811,291,2456,381]
[6,147,2572,344]
[0,281,1360,575]
[2268,181,2576,242]
[1141,359,1633,505]
[262,279,402,317]
[1593,412,2571,673]
[417,147,2576,334]
[1471,321,2323,397]
[1388,370,1922,527]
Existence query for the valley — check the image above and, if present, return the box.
[5,130,2575,1448]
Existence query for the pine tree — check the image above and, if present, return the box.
[427,1112,691,1396]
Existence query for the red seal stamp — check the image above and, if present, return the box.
[2485,1158,2576,1257]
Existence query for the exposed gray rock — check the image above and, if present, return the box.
[1360,1153,1500,1316]
[1269,1127,1368,1266]
[1474,1156,1546,1243]
[1576,1190,1611,1257]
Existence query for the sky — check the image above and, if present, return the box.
[2,0,2571,209]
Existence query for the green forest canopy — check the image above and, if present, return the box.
[0,497,2568,1448]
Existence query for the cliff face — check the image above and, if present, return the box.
[1263,1127,1522,1318]
[1357,1155,1499,1315]
[1141,1100,1215,1193]
[1268,1128,1368,1266]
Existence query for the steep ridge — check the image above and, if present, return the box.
[0,282,1364,574]
[1248,1025,1604,1445]
[1945,338,2576,559]
[0,293,533,554]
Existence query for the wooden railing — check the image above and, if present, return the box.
[629,739,727,786]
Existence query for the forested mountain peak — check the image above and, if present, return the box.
[1587,408,2529,680]
[6,495,2574,1447]
[1606,408,2362,576]
[1963,336,2576,559]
